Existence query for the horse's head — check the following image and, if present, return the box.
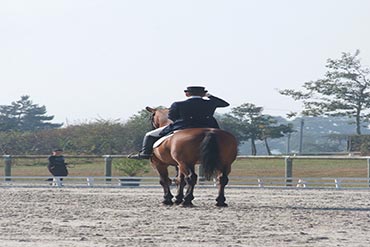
[146,106,172,129]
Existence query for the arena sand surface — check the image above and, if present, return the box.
[1,187,370,247]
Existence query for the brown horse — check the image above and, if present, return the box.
[146,106,238,207]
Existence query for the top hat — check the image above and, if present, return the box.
[184,86,207,93]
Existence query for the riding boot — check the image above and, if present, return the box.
[128,135,158,160]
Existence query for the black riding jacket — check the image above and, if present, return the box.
[159,95,229,136]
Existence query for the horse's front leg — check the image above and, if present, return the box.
[181,165,197,207]
[215,171,229,207]
[155,164,173,205]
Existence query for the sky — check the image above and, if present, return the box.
[1,0,370,125]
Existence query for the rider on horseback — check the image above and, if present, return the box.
[128,86,230,160]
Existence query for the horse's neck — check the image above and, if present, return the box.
[158,113,171,127]
[159,119,172,127]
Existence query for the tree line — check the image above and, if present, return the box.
[1,50,369,155]
[0,96,294,155]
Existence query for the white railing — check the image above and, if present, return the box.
[1,176,370,189]
[228,176,370,189]
[4,154,370,180]
[3,155,370,189]
[0,176,160,188]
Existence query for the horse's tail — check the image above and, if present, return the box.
[200,131,220,181]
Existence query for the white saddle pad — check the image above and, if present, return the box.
[153,134,174,148]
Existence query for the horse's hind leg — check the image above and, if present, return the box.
[216,171,229,207]
[156,165,173,205]
[181,165,197,206]
[174,172,185,205]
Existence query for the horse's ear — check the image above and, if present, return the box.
[146,106,155,113]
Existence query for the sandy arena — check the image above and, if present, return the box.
[1,187,370,247]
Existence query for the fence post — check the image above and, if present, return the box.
[367,158,370,187]
[4,155,12,181]
[104,155,112,182]
[198,164,205,183]
[285,157,293,186]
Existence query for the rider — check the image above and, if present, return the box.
[128,86,230,160]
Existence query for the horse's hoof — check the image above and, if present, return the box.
[181,201,194,207]
[216,202,228,207]
[174,199,183,205]
[162,200,174,206]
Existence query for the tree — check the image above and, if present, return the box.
[124,109,153,151]
[0,95,62,131]
[59,119,131,154]
[0,106,154,155]
[260,122,295,155]
[221,103,294,155]
[279,50,370,135]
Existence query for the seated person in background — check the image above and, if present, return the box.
[47,149,69,179]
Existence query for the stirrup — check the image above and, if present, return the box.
[128,152,152,160]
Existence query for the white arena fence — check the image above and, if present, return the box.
[1,175,370,189]
[2,154,370,189]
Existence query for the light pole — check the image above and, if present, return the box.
[299,118,304,154]
[286,132,291,154]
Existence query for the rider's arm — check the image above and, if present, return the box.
[206,93,230,107]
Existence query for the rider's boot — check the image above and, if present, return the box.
[128,135,157,160]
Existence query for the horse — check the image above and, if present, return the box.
[146,106,238,207]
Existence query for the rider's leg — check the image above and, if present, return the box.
[128,127,165,159]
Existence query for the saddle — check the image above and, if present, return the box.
[153,134,174,148]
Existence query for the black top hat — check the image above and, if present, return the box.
[184,86,207,93]
[53,148,63,152]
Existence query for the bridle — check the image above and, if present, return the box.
[149,108,171,129]
[149,111,159,129]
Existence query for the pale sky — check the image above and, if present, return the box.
[1,0,370,124]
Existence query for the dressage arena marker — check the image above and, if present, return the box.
[296,179,307,188]
[257,178,264,188]
[335,178,341,188]
[86,177,94,187]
